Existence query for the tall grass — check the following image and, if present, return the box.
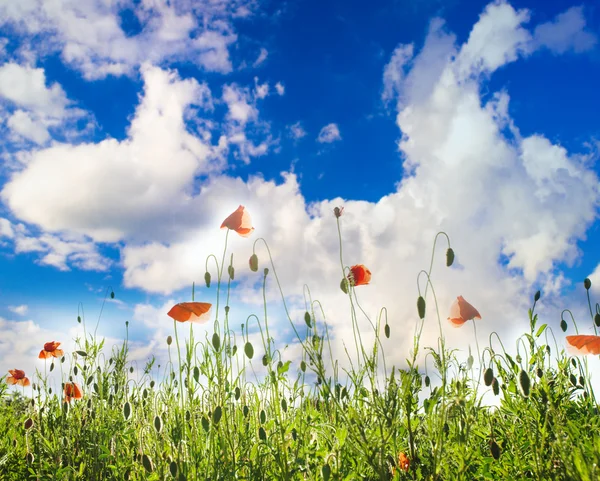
[1,207,599,481]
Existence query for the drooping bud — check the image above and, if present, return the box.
[249,253,259,272]
[228,265,235,281]
[490,440,501,460]
[560,319,567,332]
[340,278,349,294]
[446,248,455,267]
[484,368,494,387]
[166,336,172,346]
[304,312,312,328]
[519,369,530,397]
[595,313,600,327]
[417,296,426,319]
[204,271,211,288]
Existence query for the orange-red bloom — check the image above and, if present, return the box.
[167,302,212,324]
[63,382,83,403]
[6,369,30,387]
[448,295,481,327]
[220,205,254,237]
[398,452,410,472]
[39,341,64,359]
[565,335,600,355]
[348,264,371,286]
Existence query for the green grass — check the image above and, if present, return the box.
[2,210,600,481]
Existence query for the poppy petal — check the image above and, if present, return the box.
[566,335,600,355]
[167,302,212,324]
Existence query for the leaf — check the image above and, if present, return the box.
[535,323,547,338]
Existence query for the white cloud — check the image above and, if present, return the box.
[288,121,306,140]
[533,6,598,54]
[8,305,28,315]
[253,47,268,67]
[253,77,269,99]
[382,44,414,104]
[316,123,341,143]
[6,110,51,144]
[0,0,258,79]
[223,83,258,125]
[275,82,285,96]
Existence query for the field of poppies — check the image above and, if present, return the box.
[1,205,600,480]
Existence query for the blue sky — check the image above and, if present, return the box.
[1,0,599,388]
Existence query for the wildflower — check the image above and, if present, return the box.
[6,369,30,387]
[448,295,481,327]
[167,302,212,324]
[565,335,600,355]
[220,205,255,237]
[333,206,344,218]
[39,341,64,359]
[64,382,83,403]
[348,264,371,286]
[398,452,410,472]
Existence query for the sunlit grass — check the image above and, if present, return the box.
[2,205,600,480]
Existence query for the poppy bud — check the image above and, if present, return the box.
[340,278,349,294]
[519,370,530,397]
[263,267,269,276]
[249,254,259,272]
[384,323,390,338]
[484,368,494,386]
[201,416,209,432]
[24,418,33,430]
[560,319,567,332]
[584,278,592,290]
[166,336,172,346]
[490,440,501,460]
[244,342,254,359]
[492,377,499,396]
[304,312,312,328]
[300,360,306,372]
[446,248,455,267]
[169,461,178,477]
[212,333,221,351]
[595,313,600,327]
[142,454,153,473]
[204,272,211,288]
[228,265,235,280]
[213,406,222,424]
[417,296,426,319]
[424,375,430,387]
[534,290,540,302]
[333,206,344,218]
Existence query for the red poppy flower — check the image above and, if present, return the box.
[220,205,255,237]
[167,302,212,324]
[398,452,410,472]
[348,264,371,286]
[7,369,30,387]
[448,296,481,327]
[64,382,83,403]
[565,335,600,355]
[39,341,64,359]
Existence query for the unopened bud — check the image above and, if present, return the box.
[249,253,259,272]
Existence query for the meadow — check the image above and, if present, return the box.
[1,205,600,481]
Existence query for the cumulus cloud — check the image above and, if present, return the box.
[287,121,306,140]
[533,6,598,54]
[316,123,341,143]
[0,0,258,79]
[1,0,599,388]
[253,47,268,67]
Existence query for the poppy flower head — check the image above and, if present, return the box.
[7,369,30,387]
[565,335,600,355]
[220,205,255,237]
[348,265,371,287]
[39,341,64,359]
[448,295,481,327]
[167,302,212,324]
[398,452,410,472]
[64,382,83,402]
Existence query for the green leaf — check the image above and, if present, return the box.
[535,323,547,338]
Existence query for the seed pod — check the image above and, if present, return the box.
[204,272,211,288]
[519,370,530,397]
[484,368,494,387]
[417,296,426,319]
[249,254,259,272]
[446,248,455,267]
[490,440,501,460]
